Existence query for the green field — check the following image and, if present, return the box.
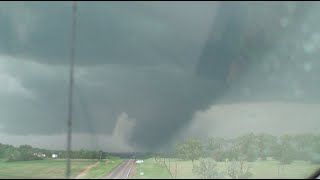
[0,159,97,179]
[134,158,320,179]
[82,158,124,179]
[133,158,172,179]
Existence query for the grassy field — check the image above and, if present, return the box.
[134,158,320,179]
[0,159,97,179]
[133,158,172,179]
[82,158,123,179]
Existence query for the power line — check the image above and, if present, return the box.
[66,1,77,179]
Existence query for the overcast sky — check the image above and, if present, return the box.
[0,2,320,152]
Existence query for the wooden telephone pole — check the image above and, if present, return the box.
[66,1,77,179]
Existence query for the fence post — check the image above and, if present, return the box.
[175,160,177,179]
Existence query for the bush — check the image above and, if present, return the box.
[193,158,225,179]
[6,149,43,162]
[227,160,252,179]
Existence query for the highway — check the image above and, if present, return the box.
[103,159,135,179]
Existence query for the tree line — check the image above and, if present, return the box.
[175,133,320,165]
[172,133,320,179]
[0,143,114,162]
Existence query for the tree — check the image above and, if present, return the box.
[293,133,315,152]
[3,144,42,162]
[18,145,43,161]
[192,158,225,179]
[291,133,316,161]
[229,140,241,161]
[272,135,296,164]
[206,137,225,152]
[206,137,227,160]
[212,149,228,162]
[0,143,14,159]
[6,149,21,162]
[262,134,278,158]
[205,137,215,157]
[256,133,275,160]
[99,150,104,160]
[176,137,203,163]
[235,133,258,162]
[227,158,252,179]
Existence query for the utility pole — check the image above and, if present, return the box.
[66,1,77,179]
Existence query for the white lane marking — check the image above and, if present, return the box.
[114,160,131,179]
[113,160,130,179]
[106,160,127,178]
[125,160,134,179]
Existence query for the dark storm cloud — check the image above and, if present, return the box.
[0,1,218,150]
[1,2,320,151]
[0,1,216,66]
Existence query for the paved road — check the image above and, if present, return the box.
[103,159,135,179]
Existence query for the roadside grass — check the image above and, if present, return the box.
[133,158,172,179]
[2,157,316,179]
[82,158,124,179]
[248,160,320,179]
[0,159,96,179]
[167,159,198,179]
[135,158,320,179]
